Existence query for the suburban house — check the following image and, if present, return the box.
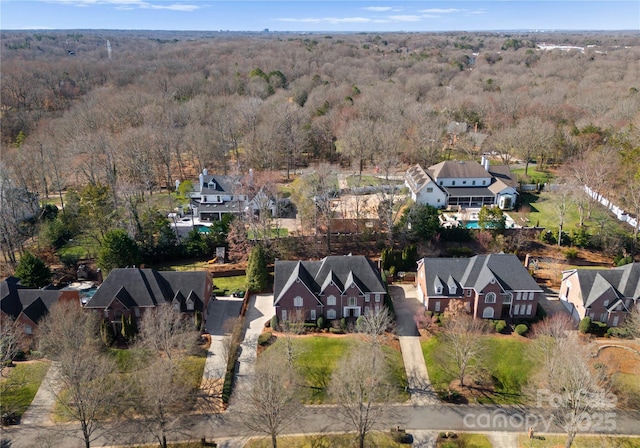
[273,255,387,322]
[416,254,542,320]
[560,263,639,327]
[84,268,212,333]
[189,169,248,221]
[405,157,518,210]
[1,277,80,336]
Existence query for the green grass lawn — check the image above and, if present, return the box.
[517,434,640,448]
[264,336,408,404]
[57,233,101,260]
[438,433,493,448]
[244,431,411,448]
[0,361,50,419]
[248,227,289,240]
[212,275,247,294]
[511,165,554,184]
[346,174,403,188]
[422,335,535,404]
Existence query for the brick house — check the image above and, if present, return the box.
[273,255,386,322]
[1,276,80,337]
[84,268,212,333]
[416,254,542,320]
[560,263,639,327]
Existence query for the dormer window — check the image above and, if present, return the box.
[208,181,216,189]
[186,299,195,311]
[449,285,456,294]
[436,286,443,294]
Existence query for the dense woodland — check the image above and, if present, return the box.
[1,30,640,270]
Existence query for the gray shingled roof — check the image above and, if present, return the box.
[421,254,542,296]
[428,161,492,180]
[1,278,64,323]
[273,255,385,305]
[569,263,640,308]
[201,174,235,194]
[85,268,208,311]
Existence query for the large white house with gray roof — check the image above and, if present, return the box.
[273,255,386,322]
[560,263,639,327]
[416,254,542,320]
[405,158,518,210]
[190,169,248,221]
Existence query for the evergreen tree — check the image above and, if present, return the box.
[246,244,269,292]
[14,251,52,287]
[98,229,141,273]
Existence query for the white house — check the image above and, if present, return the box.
[190,169,248,221]
[405,157,517,210]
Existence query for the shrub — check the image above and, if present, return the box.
[495,320,507,333]
[213,288,226,296]
[564,247,579,260]
[515,324,528,336]
[264,318,271,328]
[316,316,324,329]
[258,331,272,346]
[329,327,344,334]
[571,228,591,248]
[579,316,591,334]
[607,327,632,339]
[487,320,497,332]
[356,315,365,332]
[270,315,280,332]
[340,317,347,331]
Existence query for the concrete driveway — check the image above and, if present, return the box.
[203,297,243,380]
[390,284,439,405]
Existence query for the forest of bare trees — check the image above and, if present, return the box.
[1,30,640,267]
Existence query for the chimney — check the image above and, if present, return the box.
[199,173,204,191]
[203,168,208,176]
[484,158,490,172]
[481,155,486,166]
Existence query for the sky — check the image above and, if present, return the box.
[1,1,639,32]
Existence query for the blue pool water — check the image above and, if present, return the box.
[465,221,481,229]
[197,225,211,234]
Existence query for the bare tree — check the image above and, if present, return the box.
[279,309,307,367]
[328,346,392,448]
[235,349,301,448]
[624,305,640,338]
[529,313,576,371]
[38,302,119,448]
[533,333,613,448]
[135,303,199,361]
[549,182,576,246]
[438,300,488,388]
[356,306,394,368]
[0,315,24,374]
[131,357,196,448]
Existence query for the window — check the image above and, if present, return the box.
[327,309,336,319]
[506,292,513,303]
[526,304,532,315]
[516,292,522,300]
[282,309,288,321]
[529,292,535,300]
[310,310,316,320]
[452,181,456,186]
[173,301,180,311]
[104,309,109,318]
[24,325,33,335]
[426,187,433,193]
[439,181,443,186]
[449,285,456,294]
[365,306,371,315]
[134,308,141,318]
[375,294,381,303]
[375,304,380,312]
[466,289,472,297]
[482,307,494,318]
[485,292,496,304]
[365,295,370,302]
[472,180,476,186]
[490,277,496,284]
[514,304,520,315]
[435,301,441,312]
[463,180,467,185]
[599,313,607,322]
[327,295,336,306]
[348,297,357,306]
[186,300,194,311]
[436,286,443,294]
[604,300,609,307]
[294,296,303,307]
[482,180,486,185]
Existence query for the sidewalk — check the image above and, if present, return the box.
[228,293,274,409]
[20,362,59,426]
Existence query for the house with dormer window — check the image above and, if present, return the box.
[84,268,212,334]
[189,169,248,221]
[273,255,386,322]
[405,157,518,210]
[416,254,542,320]
[560,263,639,327]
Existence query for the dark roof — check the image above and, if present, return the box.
[194,201,244,213]
[85,268,209,311]
[443,187,494,197]
[420,254,542,297]
[567,263,640,308]
[1,278,65,323]
[429,161,492,180]
[273,255,386,305]
[489,165,518,189]
[200,174,236,194]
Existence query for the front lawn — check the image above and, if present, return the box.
[422,335,535,404]
[437,433,493,448]
[244,431,410,448]
[263,335,408,403]
[510,165,554,184]
[517,434,640,447]
[0,361,50,419]
[212,275,247,295]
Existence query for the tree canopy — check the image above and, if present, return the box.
[14,251,51,287]
[97,229,141,273]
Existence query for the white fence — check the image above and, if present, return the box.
[584,185,638,230]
